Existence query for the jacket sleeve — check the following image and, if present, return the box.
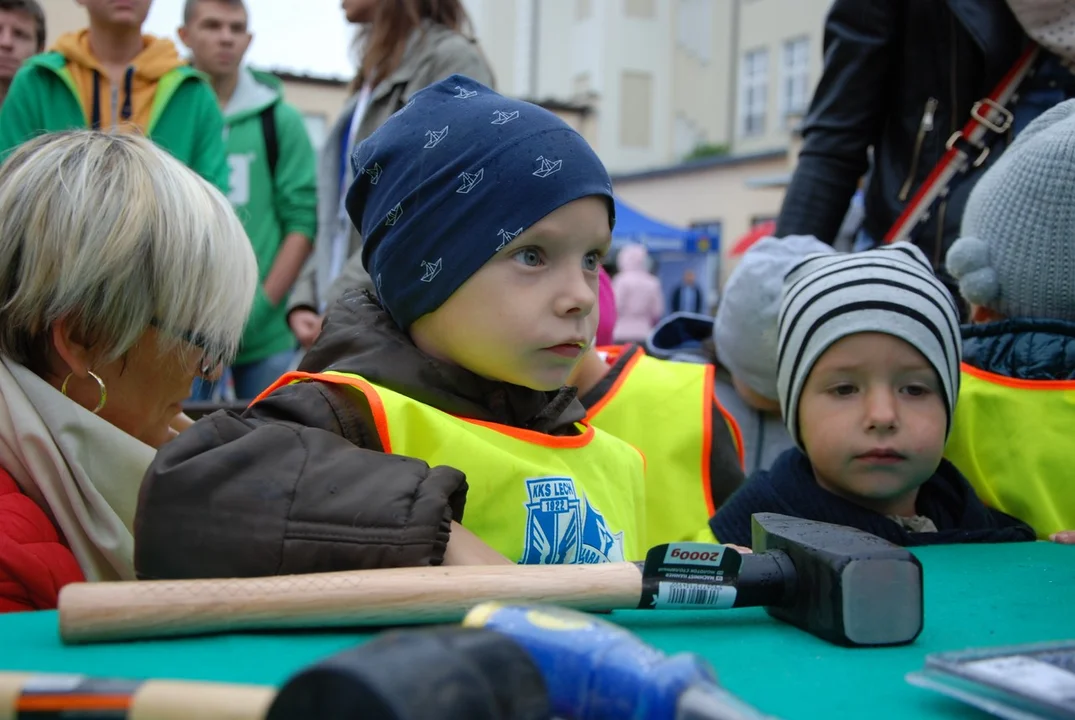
[134,381,468,580]
[650,281,665,323]
[0,67,45,162]
[407,33,496,96]
[188,82,230,195]
[324,242,375,310]
[0,475,86,612]
[272,102,318,241]
[286,254,319,315]
[774,0,900,243]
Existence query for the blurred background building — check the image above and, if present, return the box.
[38,0,834,296]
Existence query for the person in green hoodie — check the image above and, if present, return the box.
[0,0,227,193]
[180,0,316,399]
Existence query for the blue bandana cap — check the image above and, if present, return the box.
[347,74,615,329]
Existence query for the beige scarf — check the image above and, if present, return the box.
[1007,0,1075,66]
[0,356,155,581]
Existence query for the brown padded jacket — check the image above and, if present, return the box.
[134,291,585,580]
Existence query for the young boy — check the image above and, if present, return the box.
[134,75,650,579]
[0,0,44,110]
[944,99,1075,542]
[180,0,317,399]
[0,0,227,191]
[710,243,1035,547]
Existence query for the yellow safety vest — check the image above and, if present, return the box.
[945,362,1075,539]
[586,346,744,547]
[257,371,646,563]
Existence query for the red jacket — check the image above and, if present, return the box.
[0,466,84,612]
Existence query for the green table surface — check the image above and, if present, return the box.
[1,543,1072,719]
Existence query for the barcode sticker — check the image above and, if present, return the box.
[637,541,743,610]
[961,655,1075,705]
[656,581,737,609]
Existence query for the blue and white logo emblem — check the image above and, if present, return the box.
[521,477,625,564]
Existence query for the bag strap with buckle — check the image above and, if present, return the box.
[884,44,1041,245]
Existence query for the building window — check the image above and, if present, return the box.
[625,0,655,18]
[620,71,653,148]
[676,0,713,64]
[576,0,592,21]
[739,48,768,137]
[781,36,810,124]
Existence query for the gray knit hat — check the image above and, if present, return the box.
[947,99,1075,321]
[777,243,963,448]
[714,235,834,401]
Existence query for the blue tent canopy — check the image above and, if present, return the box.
[611,197,717,254]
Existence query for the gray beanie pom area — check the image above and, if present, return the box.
[945,236,1000,309]
[948,98,1075,321]
[714,235,834,402]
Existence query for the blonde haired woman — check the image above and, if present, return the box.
[0,131,256,611]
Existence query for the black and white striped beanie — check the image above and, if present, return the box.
[776,242,962,448]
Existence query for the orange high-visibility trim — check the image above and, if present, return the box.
[255,371,598,450]
[961,361,1075,391]
[252,370,393,451]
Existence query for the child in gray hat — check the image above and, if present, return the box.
[710,243,1034,547]
[711,235,833,474]
[945,99,1075,544]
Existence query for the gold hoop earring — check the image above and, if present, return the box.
[60,370,107,414]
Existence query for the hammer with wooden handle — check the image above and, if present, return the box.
[1,626,549,720]
[0,673,274,720]
[58,514,923,647]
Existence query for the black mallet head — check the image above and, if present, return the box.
[750,513,924,647]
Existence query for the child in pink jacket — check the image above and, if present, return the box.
[611,244,663,343]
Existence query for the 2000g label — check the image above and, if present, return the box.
[669,548,722,562]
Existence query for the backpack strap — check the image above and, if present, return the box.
[260,104,279,179]
[884,44,1041,245]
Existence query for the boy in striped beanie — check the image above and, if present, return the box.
[710,243,1034,547]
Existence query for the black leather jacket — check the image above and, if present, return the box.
[776,0,1027,269]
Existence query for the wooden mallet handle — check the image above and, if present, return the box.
[59,563,644,645]
[0,672,274,720]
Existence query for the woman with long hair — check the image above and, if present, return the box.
[287,0,494,348]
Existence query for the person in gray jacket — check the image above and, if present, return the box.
[287,0,494,348]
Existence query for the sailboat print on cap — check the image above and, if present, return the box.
[420,258,442,282]
[491,110,519,125]
[363,163,383,185]
[424,126,449,149]
[455,86,479,99]
[533,156,562,178]
[457,168,484,194]
[496,227,524,251]
[385,202,403,226]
